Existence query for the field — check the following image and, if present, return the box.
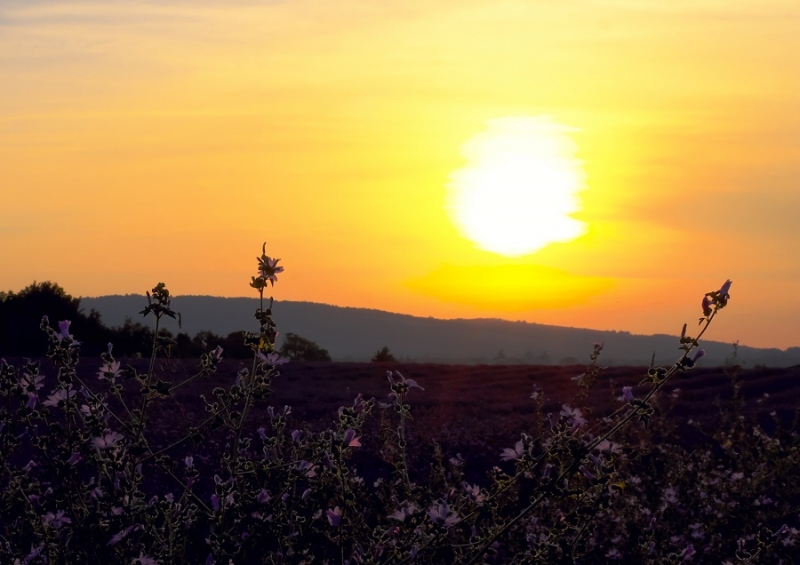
[9,355,799,485]
[3,275,799,563]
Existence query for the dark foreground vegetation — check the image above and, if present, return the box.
[2,246,798,564]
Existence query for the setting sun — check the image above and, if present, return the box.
[445,116,587,257]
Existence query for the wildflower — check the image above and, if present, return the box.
[55,320,80,347]
[343,428,361,447]
[43,387,76,407]
[67,452,82,466]
[326,507,343,527]
[680,544,696,560]
[388,502,417,522]
[692,349,705,363]
[463,483,485,503]
[427,502,460,528]
[257,243,284,286]
[22,543,44,563]
[92,432,124,450]
[212,345,223,361]
[718,279,732,298]
[42,510,71,529]
[560,405,587,427]
[97,360,121,382]
[133,555,159,565]
[56,320,71,341]
[20,370,45,393]
[387,370,424,391]
[500,440,525,462]
[297,460,317,478]
[108,524,142,546]
[258,351,289,365]
[622,386,634,401]
[185,456,194,468]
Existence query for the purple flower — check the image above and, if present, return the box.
[43,387,76,408]
[22,543,44,563]
[185,456,194,468]
[718,279,732,298]
[343,429,361,447]
[67,452,82,466]
[560,405,587,427]
[92,432,124,450]
[133,555,159,565]
[680,544,696,560]
[212,346,223,361]
[622,386,634,401]
[257,249,284,286]
[500,440,525,462]
[387,370,424,391]
[297,460,317,478]
[326,506,342,527]
[427,502,460,528]
[20,371,45,393]
[55,320,80,347]
[97,360,121,382]
[57,320,71,340]
[42,510,71,529]
[463,483,485,503]
[107,524,141,546]
[692,349,705,363]
[258,351,289,366]
[388,502,417,522]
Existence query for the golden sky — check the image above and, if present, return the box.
[2,0,799,349]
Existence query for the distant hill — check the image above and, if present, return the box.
[80,295,800,367]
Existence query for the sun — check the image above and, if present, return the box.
[445,116,588,257]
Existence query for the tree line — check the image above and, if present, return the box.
[0,282,333,361]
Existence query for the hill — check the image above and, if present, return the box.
[80,295,800,366]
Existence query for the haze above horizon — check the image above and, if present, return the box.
[2,1,800,349]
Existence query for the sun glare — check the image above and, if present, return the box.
[446,116,587,257]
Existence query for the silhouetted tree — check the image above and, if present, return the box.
[279,333,331,361]
[108,318,155,357]
[371,346,396,363]
[0,281,110,355]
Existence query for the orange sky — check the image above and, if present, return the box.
[2,1,800,350]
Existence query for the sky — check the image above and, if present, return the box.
[2,0,800,350]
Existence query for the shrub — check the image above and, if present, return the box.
[1,248,797,564]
